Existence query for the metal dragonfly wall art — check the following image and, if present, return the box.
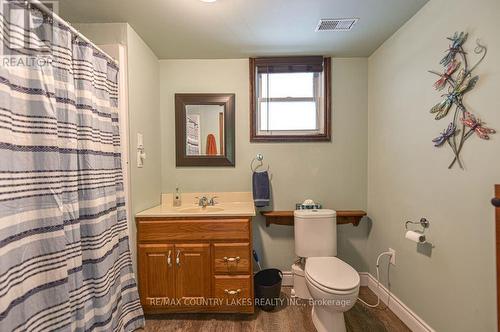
[429,32,493,169]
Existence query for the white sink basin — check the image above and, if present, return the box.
[178,206,225,213]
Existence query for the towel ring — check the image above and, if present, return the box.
[250,154,269,172]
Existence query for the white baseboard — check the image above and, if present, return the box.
[281,270,294,286]
[359,272,435,332]
[359,272,371,287]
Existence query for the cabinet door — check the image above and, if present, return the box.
[138,244,175,307]
[175,243,211,304]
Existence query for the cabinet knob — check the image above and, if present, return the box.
[224,289,241,296]
[176,250,181,266]
[167,250,172,267]
[223,256,240,263]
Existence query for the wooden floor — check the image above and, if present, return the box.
[143,287,410,332]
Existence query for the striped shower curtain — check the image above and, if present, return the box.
[0,1,144,331]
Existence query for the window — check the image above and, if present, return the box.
[250,56,331,142]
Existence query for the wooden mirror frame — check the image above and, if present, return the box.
[175,93,235,167]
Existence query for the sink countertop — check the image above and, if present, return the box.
[135,192,256,218]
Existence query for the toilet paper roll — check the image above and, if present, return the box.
[405,230,426,243]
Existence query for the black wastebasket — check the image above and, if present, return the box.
[254,268,283,311]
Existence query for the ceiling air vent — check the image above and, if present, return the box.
[315,18,359,32]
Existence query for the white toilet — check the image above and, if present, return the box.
[293,209,360,332]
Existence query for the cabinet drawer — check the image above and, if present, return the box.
[214,275,253,311]
[213,243,250,274]
[137,218,250,241]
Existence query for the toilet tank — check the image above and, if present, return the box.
[294,209,337,257]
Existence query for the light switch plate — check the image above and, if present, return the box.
[137,133,144,148]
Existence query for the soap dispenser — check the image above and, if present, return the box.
[173,187,182,207]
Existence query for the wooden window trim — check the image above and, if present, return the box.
[249,57,331,143]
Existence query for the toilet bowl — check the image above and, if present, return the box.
[305,257,360,332]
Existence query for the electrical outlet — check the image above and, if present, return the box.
[389,248,396,265]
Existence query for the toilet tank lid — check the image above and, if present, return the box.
[294,209,336,218]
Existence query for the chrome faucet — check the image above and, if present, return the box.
[197,195,218,208]
[198,196,209,208]
[209,196,218,206]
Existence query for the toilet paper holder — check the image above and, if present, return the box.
[405,218,430,233]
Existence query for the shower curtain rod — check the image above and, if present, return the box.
[27,0,119,65]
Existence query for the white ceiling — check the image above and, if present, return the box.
[58,0,429,59]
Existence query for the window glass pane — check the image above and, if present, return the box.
[259,101,317,131]
[260,73,314,98]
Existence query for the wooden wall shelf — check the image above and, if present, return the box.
[261,210,367,227]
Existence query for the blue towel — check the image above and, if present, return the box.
[252,171,270,207]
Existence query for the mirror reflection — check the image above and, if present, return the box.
[185,105,225,156]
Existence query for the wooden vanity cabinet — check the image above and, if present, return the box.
[136,216,254,314]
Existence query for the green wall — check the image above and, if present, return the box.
[367,0,500,330]
[159,58,369,271]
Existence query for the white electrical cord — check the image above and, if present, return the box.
[357,251,393,308]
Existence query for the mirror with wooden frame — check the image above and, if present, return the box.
[175,93,235,167]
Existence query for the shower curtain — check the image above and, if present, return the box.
[0,2,144,331]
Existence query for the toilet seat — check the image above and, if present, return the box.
[306,273,358,296]
[305,257,360,293]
